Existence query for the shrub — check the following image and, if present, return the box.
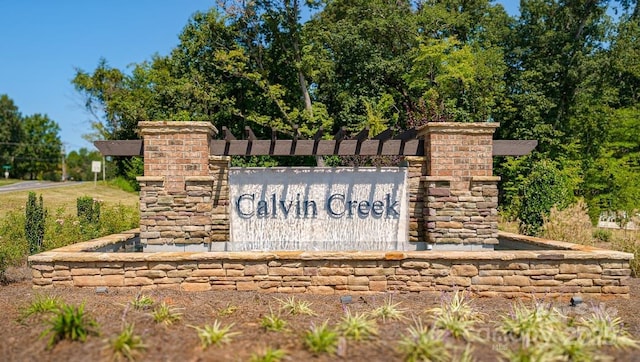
[541,199,593,245]
[25,192,46,254]
[77,196,101,224]
[593,228,613,242]
[518,160,576,236]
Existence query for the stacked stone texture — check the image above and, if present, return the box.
[405,156,428,242]
[425,178,499,245]
[30,233,631,297]
[208,156,231,242]
[138,177,216,244]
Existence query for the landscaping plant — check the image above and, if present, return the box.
[277,296,315,316]
[397,318,451,362]
[40,302,99,348]
[25,192,46,254]
[249,347,287,362]
[130,295,154,310]
[109,323,146,361]
[260,310,288,332]
[303,320,339,355]
[150,302,182,326]
[338,310,378,341]
[18,294,63,322]
[191,320,239,349]
[370,295,407,322]
[428,290,484,342]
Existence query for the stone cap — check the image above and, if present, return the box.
[471,176,501,182]
[417,122,500,138]
[138,121,218,136]
[136,176,165,182]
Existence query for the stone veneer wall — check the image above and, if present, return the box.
[29,231,631,297]
[425,176,499,247]
[405,156,428,243]
[137,176,217,245]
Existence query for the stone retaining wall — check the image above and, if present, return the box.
[28,230,632,298]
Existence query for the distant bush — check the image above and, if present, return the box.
[109,176,139,193]
[518,160,576,236]
[592,228,613,243]
[541,200,593,245]
[77,196,100,224]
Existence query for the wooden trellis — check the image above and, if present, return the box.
[94,125,537,157]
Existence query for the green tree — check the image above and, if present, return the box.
[66,148,103,181]
[14,114,62,180]
[0,94,23,172]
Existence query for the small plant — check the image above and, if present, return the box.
[191,320,239,349]
[303,320,339,355]
[150,302,182,326]
[130,295,154,310]
[397,318,451,362]
[498,301,564,346]
[578,305,638,349]
[217,303,238,316]
[338,310,378,341]
[19,294,62,322]
[109,323,146,361]
[277,296,315,316]
[40,302,99,348]
[260,310,288,332]
[428,291,483,341]
[370,295,406,322]
[25,192,46,254]
[549,330,595,362]
[249,347,287,362]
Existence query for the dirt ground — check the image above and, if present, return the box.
[1,266,640,362]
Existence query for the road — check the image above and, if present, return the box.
[0,181,83,194]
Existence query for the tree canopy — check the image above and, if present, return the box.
[72,0,640,234]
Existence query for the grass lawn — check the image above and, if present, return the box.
[0,179,20,187]
[0,182,138,219]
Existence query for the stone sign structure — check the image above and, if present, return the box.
[28,121,633,297]
[135,121,500,252]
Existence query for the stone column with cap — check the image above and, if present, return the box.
[417,122,500,250]
[136,121,223,247]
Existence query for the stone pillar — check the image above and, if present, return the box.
[417,123,500,250]
[136,121,221,247]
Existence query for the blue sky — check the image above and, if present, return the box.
[0,1,519,152]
